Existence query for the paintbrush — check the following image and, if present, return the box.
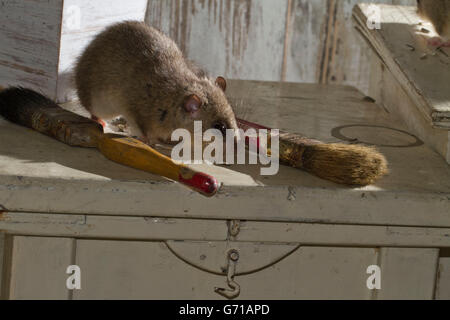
[0,87,219,197]
[237,118,388,186]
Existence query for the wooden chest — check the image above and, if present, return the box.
[1,80,449,299]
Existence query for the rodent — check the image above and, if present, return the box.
[75,21,238,145]
[417,0,450,46]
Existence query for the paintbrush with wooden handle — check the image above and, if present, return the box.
[0,87,219,197]
[237,118,388,186]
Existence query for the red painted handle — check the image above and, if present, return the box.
[236,118,272,149]
[236,118,271,130]
[178,169,219,197]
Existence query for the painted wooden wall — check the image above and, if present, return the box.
[146,0,416,94]
[0,0,63,98]
[57,0,148,102]
[0,0,148,102]
[0,0,417,101]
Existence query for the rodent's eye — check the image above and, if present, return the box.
[213,122,227,136]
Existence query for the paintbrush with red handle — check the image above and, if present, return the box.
[0,87,219,197]
[236,118,388,186]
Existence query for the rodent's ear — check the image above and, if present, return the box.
[215,76,227,92]
[183,94,202,116]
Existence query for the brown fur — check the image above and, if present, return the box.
[417,0,450,39]
[75,21,237,145]
[301,144,388,186]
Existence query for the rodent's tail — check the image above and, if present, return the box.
[0,86,58,128]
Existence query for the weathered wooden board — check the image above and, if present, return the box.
[6,236,74,300]
[0,212,229,242]
[323,0,415,93]
[354,4,450,128]
[1,226,443,299]
[72,239,224,299]
[72,240,376,299]
[278,0,328,83]
[147,0,288,81]
[146,0,417,93]
[0,0,422,100]
[0,234,12,300]
[0,0,147,103]
[375,248,439,300]
[0,232,4,300]
[0,0,63,98]
[369,55,450,163]
[435,258,450,300]
[3,212,450,248]
[236,221,450,248]
[0,80,449,227]
[238,246,376,300]
[166,241,301,275]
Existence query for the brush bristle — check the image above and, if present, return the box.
[301,144,388,186]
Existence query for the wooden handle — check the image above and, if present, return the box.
[97,134,219,197]
[236,117,322,168]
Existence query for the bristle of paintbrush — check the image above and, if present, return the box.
[300,143,388,186]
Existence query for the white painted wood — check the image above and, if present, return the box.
[0,0,63,99]
[0,233,12,300]
[0,1,421,102]
[375,248,439,300]
[165,241,301,275]
[354,4,450,128]
[236,221,450,248]
[57,0,148,102]
[0,80,449,227]
[145,0,417,92]
[369,56,450,164]
[72,240,377,299]
[239,246,377,300]
[0,0,148,103]
[284,0,328,83]
[0,212,228,242]
[0,232,4,300]
[72,239,224,299]
[146,0,288,82]
[2,176,448,227]
[1,233,441,299]
[322,0,415,93]
[436,258,450,300]
[3,212,450,249]
[8,236,74,300]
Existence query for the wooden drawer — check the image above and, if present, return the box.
[1,235,443,300]
[0,79,448,300]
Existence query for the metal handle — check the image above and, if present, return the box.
[214,249,241,299]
